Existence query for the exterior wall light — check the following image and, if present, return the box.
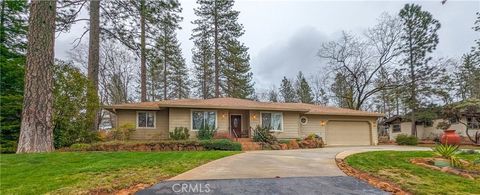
[320,120,326,126]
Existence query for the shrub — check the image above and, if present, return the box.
[433,144,461,167]
[69,143,92,151]
[169,127,190,140]
[252,125,277,144]
[197,125,216,140]
[111,123,135,141]
[395,134,418,145]
[201,139,242,151]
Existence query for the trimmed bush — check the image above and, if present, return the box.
[65,139,242,152]
[169,127,190,140]
[200,139,242,151]
[69,143,92,151]
[395,134,418,145]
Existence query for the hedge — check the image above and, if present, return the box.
[200,139,242,151]
[66,139,242,152]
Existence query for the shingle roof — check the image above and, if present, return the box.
[103,97,383,117]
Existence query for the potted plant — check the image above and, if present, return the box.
[436,121,461,145]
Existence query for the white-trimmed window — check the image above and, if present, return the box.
[137,111,156,128]
[192,110,217,130]
[261,112,283,131]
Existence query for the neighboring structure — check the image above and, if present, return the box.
[103,98,383,146]
[381,115,480,140]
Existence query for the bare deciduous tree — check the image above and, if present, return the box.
[318,13,402,110]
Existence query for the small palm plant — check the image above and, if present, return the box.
[433,144,462,168]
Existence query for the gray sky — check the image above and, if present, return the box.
[55,0,480,91]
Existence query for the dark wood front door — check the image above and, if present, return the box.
[231,115,242,138]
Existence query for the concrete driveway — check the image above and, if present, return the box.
[138,146,430,194]
[170,145,430,180]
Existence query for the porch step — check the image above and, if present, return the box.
[235,138,253,143]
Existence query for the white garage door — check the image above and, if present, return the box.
[326,121,371,146]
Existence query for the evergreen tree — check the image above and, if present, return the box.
[148,0,188,100]
[191,0,252,98]
[267,86,279,102]
[168,45,190,99]
[222,40,254,98]
[0,0,27,153]
[102,0,171,102]
[455,54,480,100]
[192,30,215,99]
[398,4,441,137]
[295,71,314,103]
[0,0,27,57]
[279,77,297,103]
[331,73,354,108]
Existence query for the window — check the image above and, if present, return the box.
[261,112,283,131]
[300,116,308,125]
[192,111,217,130]
[392,124,401,133]
[467,117,480,129]
[137,111,155,128]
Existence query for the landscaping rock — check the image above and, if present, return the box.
[287,140,300,149]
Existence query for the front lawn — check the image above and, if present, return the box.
[0,151,239,194]
[345,151,480,194]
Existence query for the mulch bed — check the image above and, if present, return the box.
[335,158,410,195]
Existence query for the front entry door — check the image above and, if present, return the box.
[231,115,242,138]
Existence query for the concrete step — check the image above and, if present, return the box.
[235,138,253,143]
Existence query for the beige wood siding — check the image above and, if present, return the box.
[249,110,300,139]
[168,108,229,138]
[300,115,379,145]
[116,109,169,140]
[326,121,371,145]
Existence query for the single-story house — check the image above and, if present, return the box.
[381,115,480,140]
[103,97,383,146]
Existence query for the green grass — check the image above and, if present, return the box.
[345,151,480,195]
[1,151,239,194]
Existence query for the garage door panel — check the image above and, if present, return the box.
[326,121,370,145]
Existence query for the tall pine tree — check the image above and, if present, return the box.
[295,71,314,103]
[222,40,254,98]
[149,0,189,100]
[102,0,170,102]
[279,77,297,103]
[398,4,440,137]
[191,0,253,98]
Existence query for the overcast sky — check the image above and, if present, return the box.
[55,0,480,91]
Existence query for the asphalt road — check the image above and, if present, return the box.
[136,176,388,195]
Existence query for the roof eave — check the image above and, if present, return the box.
[158,104,310,112]
[305,112,384,117]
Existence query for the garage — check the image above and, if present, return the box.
[326,121,371,145]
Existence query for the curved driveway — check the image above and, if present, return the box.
[170,145,430,180]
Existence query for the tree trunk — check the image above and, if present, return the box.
[0,0,6,44]
[140,0,147,102]
[87,0,100,131]
[408,29,417,137]
[213,2,220,98]
[17,0,56,153]
[163,29,168,100]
